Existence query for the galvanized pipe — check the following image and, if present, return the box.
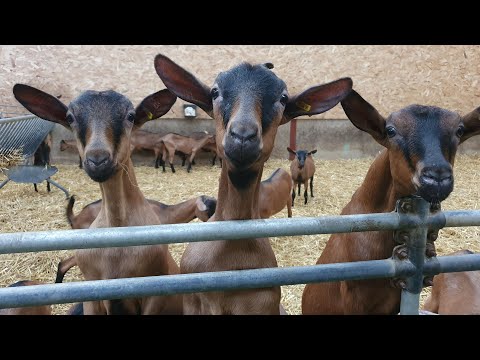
[423,253,480,275]
[0,115,37,125]
[0,211,451,254]
[0,258,416,309]
[443,210,480,227]
[399,197,430,315]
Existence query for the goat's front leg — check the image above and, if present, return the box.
[34,183,38,192]
[303,180,309,204]
[78,156,83,169]
[310,175,314,197]
[47,180,51,192]
[297,182,301,196]
[292,185,296,207]
[187,152,196,173]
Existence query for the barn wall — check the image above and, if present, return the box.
[1,45,480,120]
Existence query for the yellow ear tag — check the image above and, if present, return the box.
[296,101,311,112]
[147,111,153,120]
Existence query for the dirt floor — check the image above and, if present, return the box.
[1,154,479,315]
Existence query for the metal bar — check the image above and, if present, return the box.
[0,211,449,254]
[399,197,430,315]
[46,179,70,199]
[423,254,480,275]
[0,178,9,189]
[0,115,37,124]
[0,258,415,309]
[443,210,480,227]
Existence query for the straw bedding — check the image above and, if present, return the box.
[0,154,479,315]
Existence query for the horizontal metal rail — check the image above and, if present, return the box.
[0,114,37,124]
[0,210,459,254]
[1,254,479,309]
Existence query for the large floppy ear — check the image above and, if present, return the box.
[287,147,296,156]
[135,89,177,128]
[154,54,213,116]
[282,77,353,125]
[195,197,208,212]
[460,107,480,144]
[340,89,386,144]
[13,84,70,129]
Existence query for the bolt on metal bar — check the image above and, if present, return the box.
[399,197,430,315]
[0,258,416,309]
[0,210,451,255]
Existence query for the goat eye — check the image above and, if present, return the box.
[280,94,288,106]
[456,125,464,138]
[127,113,135,122]
[66,114,74,124]
[386,126,397,138]
[211,88,219,100]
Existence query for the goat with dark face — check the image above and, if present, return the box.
[287,148,317,205]
[302,89,480,315]
[33,132,52,192]
[13,84,182,315]
[154,54,352,314]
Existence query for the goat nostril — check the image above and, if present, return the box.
[422,169,453,183]
[87,156,109,167]
[229,128,258,142]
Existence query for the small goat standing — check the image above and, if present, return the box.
[287,148,316,205]
[33,132,52,192]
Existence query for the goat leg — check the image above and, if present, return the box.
[310,176,314,197]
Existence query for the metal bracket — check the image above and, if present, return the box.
[391,196,442,289]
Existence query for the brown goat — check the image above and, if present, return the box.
[65,194,217,229]
[0,280,52,315]
[60,139,82,168]
[259,168,293,218]
[56,195,216,283]
[423,250,480,314]
[33,132,52,192]
[154,54,352,314]
[161,132,215,172]
[14,83,182,315]
[130,129,167,169]
[287,148,317,205]
[190,131,221,167]
[302,89,480,314]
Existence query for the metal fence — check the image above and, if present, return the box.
[0,195,479,314]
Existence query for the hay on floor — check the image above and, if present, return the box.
[0,154,479,315]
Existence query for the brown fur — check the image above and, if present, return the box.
[423,250,480,314]
[259,168,293,218]
[302,90,480,314]
[154,54,352,314]
[13,83,181,315]
[161,133,215,172]
[287,149,316,205]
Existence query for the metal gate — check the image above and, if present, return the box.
[0,195,479,314]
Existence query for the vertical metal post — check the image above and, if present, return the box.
[398,196,430,314]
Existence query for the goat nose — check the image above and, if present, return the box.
[86,152,110,167]
[229,127,258,143]
[421,166,453,184]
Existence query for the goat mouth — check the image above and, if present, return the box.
[84,162,117,183]
[415,179,454,203]
[224,147,260,170]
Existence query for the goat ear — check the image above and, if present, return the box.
[309,149,317,155]
[13,84,70,129]
[196,197,208,212]
[341,89,386,144]
[460,106,480,144]
[282,77,353,125]
[154,54,213,116]
[135,89,177,128]
[287,147,296,155]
